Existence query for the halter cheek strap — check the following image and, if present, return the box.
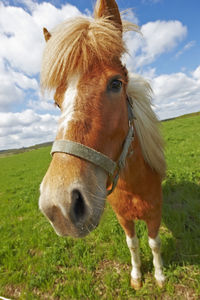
[51,97,135,195]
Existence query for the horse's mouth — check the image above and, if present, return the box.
[51,215,101,238]
[40,194,105,239]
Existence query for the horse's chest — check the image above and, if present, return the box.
[109,193,154,220]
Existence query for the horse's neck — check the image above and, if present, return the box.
[118,132,161,195]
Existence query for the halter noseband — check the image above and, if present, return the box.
[51,97,135,195]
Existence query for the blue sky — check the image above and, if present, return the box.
[0,0,200,150]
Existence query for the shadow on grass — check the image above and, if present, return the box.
[162,179,200,267]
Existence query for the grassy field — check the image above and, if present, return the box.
[0,114,200,299]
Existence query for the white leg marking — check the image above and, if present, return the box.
[126,235,141,280]
[148,235,165,285]
[58,74,80,138]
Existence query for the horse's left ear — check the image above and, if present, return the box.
[94,0,122,30]
[43,27,51,42]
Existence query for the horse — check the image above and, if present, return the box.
[39,0,166,290]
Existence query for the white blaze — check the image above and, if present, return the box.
[58,74,80,138]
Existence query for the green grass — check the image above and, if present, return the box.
[0,114,200,299]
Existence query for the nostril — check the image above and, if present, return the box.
[70,189,86,223]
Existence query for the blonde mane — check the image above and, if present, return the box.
[127,73,166,178]
[41,16,138,91]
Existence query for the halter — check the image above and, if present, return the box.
[51,97,135,195]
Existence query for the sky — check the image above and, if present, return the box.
[0,0,200,150]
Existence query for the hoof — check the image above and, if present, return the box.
[156,279,165,288]
[155,273,165,288]
[131,278,142,290]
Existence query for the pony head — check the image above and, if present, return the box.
[39,0,138,237]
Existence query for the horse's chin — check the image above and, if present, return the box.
[48,200,105,238]
[53,222,101,238]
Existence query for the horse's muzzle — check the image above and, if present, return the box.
[39,185,105,238]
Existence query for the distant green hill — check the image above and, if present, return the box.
[163,111,200,122]
[0,142,52,157]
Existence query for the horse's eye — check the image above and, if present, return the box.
[108,79,122,93]
[55,102,61,109]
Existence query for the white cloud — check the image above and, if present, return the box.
[193,66,200,81]
[0,58,38,111]
[9,68,38,90]
[0,1,82,75]
[32,2,81,29]
[0,59,24,111]
[0,109,59,149]
[125,20,187,69]
[142,21,187,57]
[152,68,200,119]
[0,82,24,112]
[28,98,56,112]
[0,3,42,75]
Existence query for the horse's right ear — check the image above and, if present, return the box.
[94,0,122,30]
[43,28,51,42]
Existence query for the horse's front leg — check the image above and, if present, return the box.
[147,218,165,287]
[116,214,142,290]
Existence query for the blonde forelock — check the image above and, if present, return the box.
[41,16,138,91]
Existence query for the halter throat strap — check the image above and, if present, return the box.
[51,97,135,195]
